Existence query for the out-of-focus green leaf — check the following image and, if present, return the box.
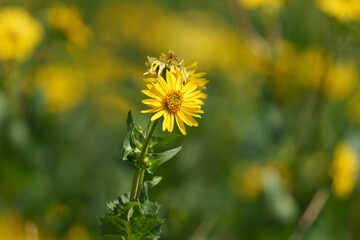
[146,147,182,174]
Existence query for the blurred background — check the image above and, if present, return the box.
[1,0,360,239]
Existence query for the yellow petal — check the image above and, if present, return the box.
[141,108,162,113]
[183,90,202,99]
[181,82,197,93]
[168,113,174,132]
[142,99,162,107]
[175,76,182,91]
[143,77,156,83]
[142,90,161,100]
[152,82,167,97]
[200,92,207,99]
[182,102,202,108]
[191,72,206,78]
[182,108,201,118]
[158,76,169,92]
[182,107,204,114]
[166,70,176,89]
[175,113,187,135]
[151,110,164,121]
[178,111,198,127]
[163,111,169,131]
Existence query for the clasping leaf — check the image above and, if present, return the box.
[146,147,182,174]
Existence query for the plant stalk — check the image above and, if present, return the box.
[130,118,159,200]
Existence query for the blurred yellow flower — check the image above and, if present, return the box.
[316,0,360,21]
[0,209,40,240]
[325,61,357,100]
[295,48,328,89]
[238,0,285,9]
[0,7,43,61]
[141,71,204,135]
[279,46,356,101]
[231,163,263,200]
[47,3,92,48]
[66,223,91,240]
[35,64,86,113]
[330,143,359,198]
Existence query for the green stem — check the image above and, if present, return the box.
[130,168,145,200]
[130,118,159,200]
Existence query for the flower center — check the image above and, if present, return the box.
[163,90,183,113]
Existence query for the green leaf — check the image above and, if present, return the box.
[146,147,182,174]
[122,122,145,163]
[100,214,129,238]
[122,124,134,162]
[127,111,133,131]
[148,134,180,152]
[149,225,162,240]
[100,195,163,240]
[131,125,145,149]
[139,177,162,216]
[101,200,139,238]
[140,177,162,203]
[128,205,163,239]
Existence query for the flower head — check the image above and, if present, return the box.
[330,142,359,198]
[144,51,208,98]
[47,3,92,48]
[141,71,204,135]
[0,7,43,61]
[316,0,360,22]
[35,64,86,113]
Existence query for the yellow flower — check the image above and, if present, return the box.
[144,51,209,98]
[316,0,360,21]
[47,3,92,48]
[231,163,263,200]
[0,7,43,61]
[325,61,357,100]
[238,0,285,9]
[141,71,204,135]
[330,143,359,198]
[0,209,41,240]
[67,223,91,240]
[35,64,86,113]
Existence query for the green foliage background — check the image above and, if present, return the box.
[1,0,360,239]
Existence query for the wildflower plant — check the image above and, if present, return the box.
[99,51,208,239]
